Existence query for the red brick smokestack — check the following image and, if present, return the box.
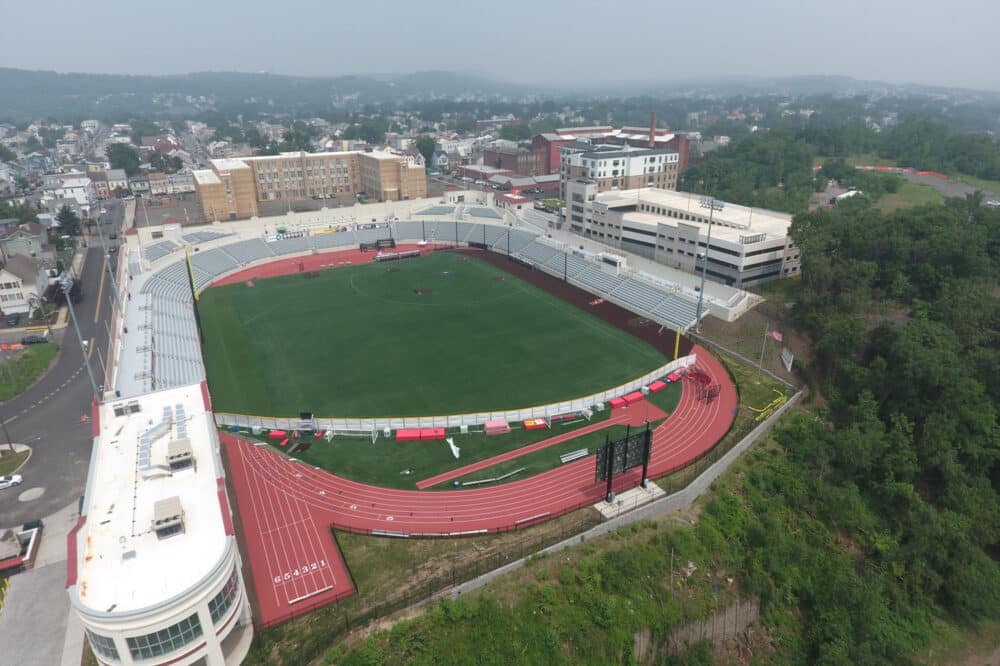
[649,112,656,148]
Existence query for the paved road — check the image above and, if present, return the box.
[0,209,121,528]
[899,172,999,200]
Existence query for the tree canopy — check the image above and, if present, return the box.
[415,135,436,168]
[106,143,141,176]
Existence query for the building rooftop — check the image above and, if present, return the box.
[603,188,793,241]
[210,158,252,172]
[73,383,229,615]
[105,169,127,180]
[573,145,677,160]
[191,169,222,186]
[365,150,408,161]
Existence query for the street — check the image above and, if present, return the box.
[0,215,121,528]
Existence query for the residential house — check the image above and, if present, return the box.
[167,172,194,194]
[148,172,169,195]
[0,222,56,267]
[106,169,129,195]
[1,254,48,314]
[24,153,49,172]
[41,176,96,217]
[129,174,150,195]
[431,150,450,173]
[90,171,111,199]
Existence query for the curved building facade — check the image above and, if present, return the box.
[68,382,253,665]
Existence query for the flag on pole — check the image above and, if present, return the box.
[768,330,783,342]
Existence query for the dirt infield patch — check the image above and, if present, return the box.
[413,288,432,295]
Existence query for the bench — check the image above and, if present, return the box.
[560,448,589,464]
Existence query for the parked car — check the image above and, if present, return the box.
[21,335,48,345]
[5,314,19,327]
[0,475,23,490]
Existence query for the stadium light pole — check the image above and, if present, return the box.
[694,197,724,333]
[60,272,100,400]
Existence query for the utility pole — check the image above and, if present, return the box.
[695,197,724,333]
[60,273,100,399]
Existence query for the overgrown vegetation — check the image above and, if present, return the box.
[0,343,58,401]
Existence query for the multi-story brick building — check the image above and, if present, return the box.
[193,151,426,221]
[482,147,539,176]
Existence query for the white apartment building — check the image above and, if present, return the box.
[559,143,680,202]
[565,183,800,288]
[68,383,253,666]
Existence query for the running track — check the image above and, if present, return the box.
[221,345,735,628]
[210,242,445,287]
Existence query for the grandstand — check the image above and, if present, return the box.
[114,217,705,399]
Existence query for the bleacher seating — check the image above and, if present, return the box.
[356,227,390,244]
[468,207,502,219]
[516,240,559,266]
[267,235,311,254]
[416,205,455,216]
[650,296,699,330]
[310,231,357,250]
[574,268,626,295]
[144,241,179,263]
[611,279,668,313]
[182,231,231,244]
[393,221,424,240]
[221,239,274,265]
[190,249,238,278]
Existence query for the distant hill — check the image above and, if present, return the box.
[0,68,533,122]
[1,67,996,124]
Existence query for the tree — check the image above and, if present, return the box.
[0,144,15,163]
[499,124,531,142]
[106,144,141,176]
[56,205,81,236]
[0,201,37,224]
[149,152,182,174]
[415,136,436,168]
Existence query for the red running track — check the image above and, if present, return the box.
[221,345,735,627]
[415,400,668,490]
[210,242,445,287]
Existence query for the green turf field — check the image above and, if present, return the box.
[198,251,667,417]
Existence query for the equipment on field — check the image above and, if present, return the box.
[446,437,461,459]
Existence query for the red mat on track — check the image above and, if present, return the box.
[221,345,736,628]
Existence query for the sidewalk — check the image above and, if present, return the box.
[0,500,85,666]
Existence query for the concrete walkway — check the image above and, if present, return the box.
[0,499,85,666]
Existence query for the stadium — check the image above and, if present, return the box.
[81,202,737,637]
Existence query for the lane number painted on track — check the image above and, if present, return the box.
[273,559,327,584]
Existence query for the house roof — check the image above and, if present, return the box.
[4,254,41,283]
[0,222,42,241]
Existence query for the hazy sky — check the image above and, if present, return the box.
[2,0,998,90]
